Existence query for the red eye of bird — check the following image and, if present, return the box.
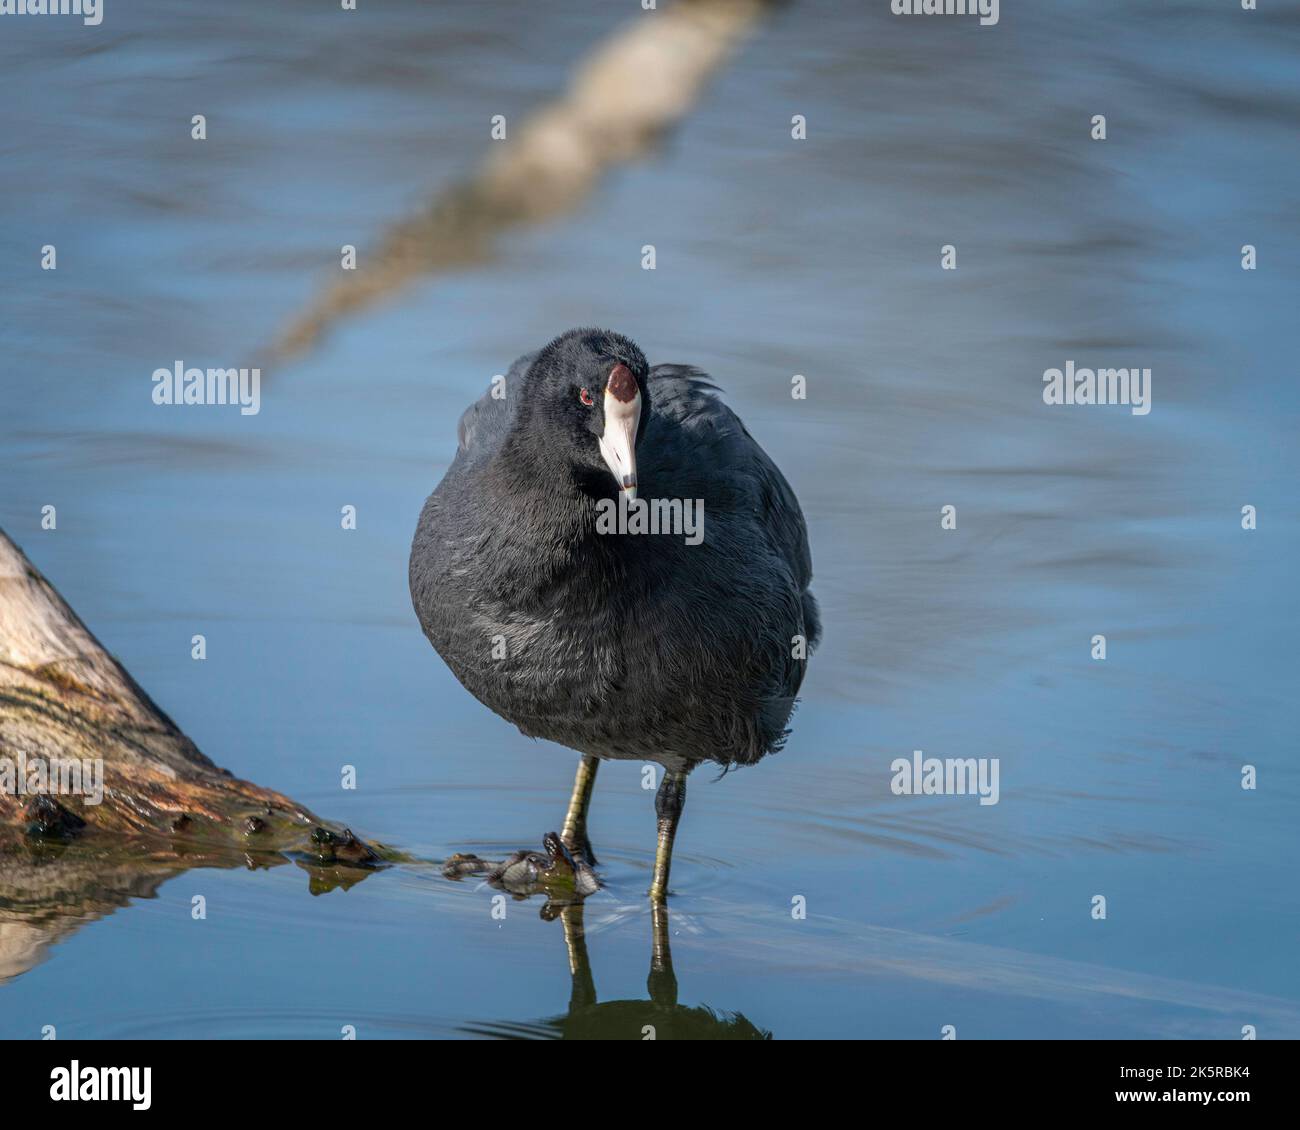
[579,387,594,406]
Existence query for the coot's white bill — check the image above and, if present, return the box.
[598,362,641,501]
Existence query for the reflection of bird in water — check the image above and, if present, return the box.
[462,902,772,1042]
[412,328,819,900]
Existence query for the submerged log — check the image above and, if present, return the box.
[0,527,384,980]
[0,527,376,858]
[270,0,776,362]
[0,527,381,859]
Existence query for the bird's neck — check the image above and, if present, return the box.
[482,433,606,561]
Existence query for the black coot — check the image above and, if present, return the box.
[410,328,819,899]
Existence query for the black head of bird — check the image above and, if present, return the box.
[497,328,650,501]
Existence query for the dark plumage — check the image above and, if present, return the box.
[410,328,818,896]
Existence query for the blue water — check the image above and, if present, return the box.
[1,0,1297,1038]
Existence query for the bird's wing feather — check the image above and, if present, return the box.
[646,364,816,596]
[452,350,536,466]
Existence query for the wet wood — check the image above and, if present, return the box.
[0,527,377,862]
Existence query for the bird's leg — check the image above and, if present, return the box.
[560,754,600,866]
[649,768,688,902]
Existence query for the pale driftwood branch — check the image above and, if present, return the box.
[270,0,774,362]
